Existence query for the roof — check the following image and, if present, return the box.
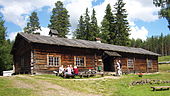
[104,51,121,57]
[13,32,159,56]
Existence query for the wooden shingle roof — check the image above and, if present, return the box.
[15,32,159,56]
[104,51,121,57]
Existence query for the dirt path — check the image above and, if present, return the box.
[69,76,121,80]
[35,75,121,81]
[13,75,101,96]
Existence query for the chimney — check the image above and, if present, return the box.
[49,29,59,37]
[96,38,101,43]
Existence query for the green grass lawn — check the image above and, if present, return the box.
[0,77,34,96]
[159,64,170,72]
[0,64,170,96]
[34,64,170,96]
[158,55,170,72]
[1,72,170,96]
[39,73,170,96]
[158,55,170,62]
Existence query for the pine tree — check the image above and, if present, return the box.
[84,8,92,40]
[101,4,115,44]
[74,8,100,41]
[114,0,130,46]
[74,15,85,39]
[48,1,70,38]
[0,17,12,75]
[159,33,164,56]
[153,0,170,30]
[24,12,41,34]
[90,8,100,40]
[129,38,136,47]
[164,34,170,55]
[0,16,6,45]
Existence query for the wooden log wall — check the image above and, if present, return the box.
[13,38,31,74]
[116,53,158,73]
[147,56,158,73]
[12,36,158,74]
[32,43,103,74]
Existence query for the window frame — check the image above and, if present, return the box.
[47,54,61,67]
[74,56,86,67]
[127,58,134,68]
[147,59,152,68]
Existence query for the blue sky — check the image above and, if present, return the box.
[0,0,169,41]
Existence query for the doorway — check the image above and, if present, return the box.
[103,56,115,72]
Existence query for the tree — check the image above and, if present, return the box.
[84,8,92,40]
[90,8,100,40]
[0,17,13,75]
[24,12,41,34]
[129,38,136,47]
[101,4,115,44]
[48,1,70,38]
[74,8,100,41]
[159,33,164,55]
[153,0,170,30]
[129,33,170,56]
[129,38,144,48]
[74,15,85,39]
[0,16,6,45]
[114,0,130,46]
[164,34,170,55]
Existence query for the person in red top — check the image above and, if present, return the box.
[73,66,79,75]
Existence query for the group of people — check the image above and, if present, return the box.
[58,65,79,76]
[57,60,122,77]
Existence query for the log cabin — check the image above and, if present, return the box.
[11,30,159,74]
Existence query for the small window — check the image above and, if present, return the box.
[127,59,134,68]
[74,56,86,67]
[48,55,61,66]
[147,60,152,68]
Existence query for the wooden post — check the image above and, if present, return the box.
[94,53,97,71]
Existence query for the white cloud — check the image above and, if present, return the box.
[0,0,56,28]
[94,0,116,26]
[36,27,50,36]
[1,0,160,41]
[9,27,50,41]
[9,31,18,41]
[93,0,159,40]
[66,0,93,29]
[124,0,159,40]
[94,0,160,25]
[124,0,160,22]
[130,26,148,40]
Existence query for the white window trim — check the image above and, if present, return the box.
[74,56,86,67]
[47,54,61,67]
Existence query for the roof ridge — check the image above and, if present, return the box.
[18,32,159,56]
[19,32,139,49]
